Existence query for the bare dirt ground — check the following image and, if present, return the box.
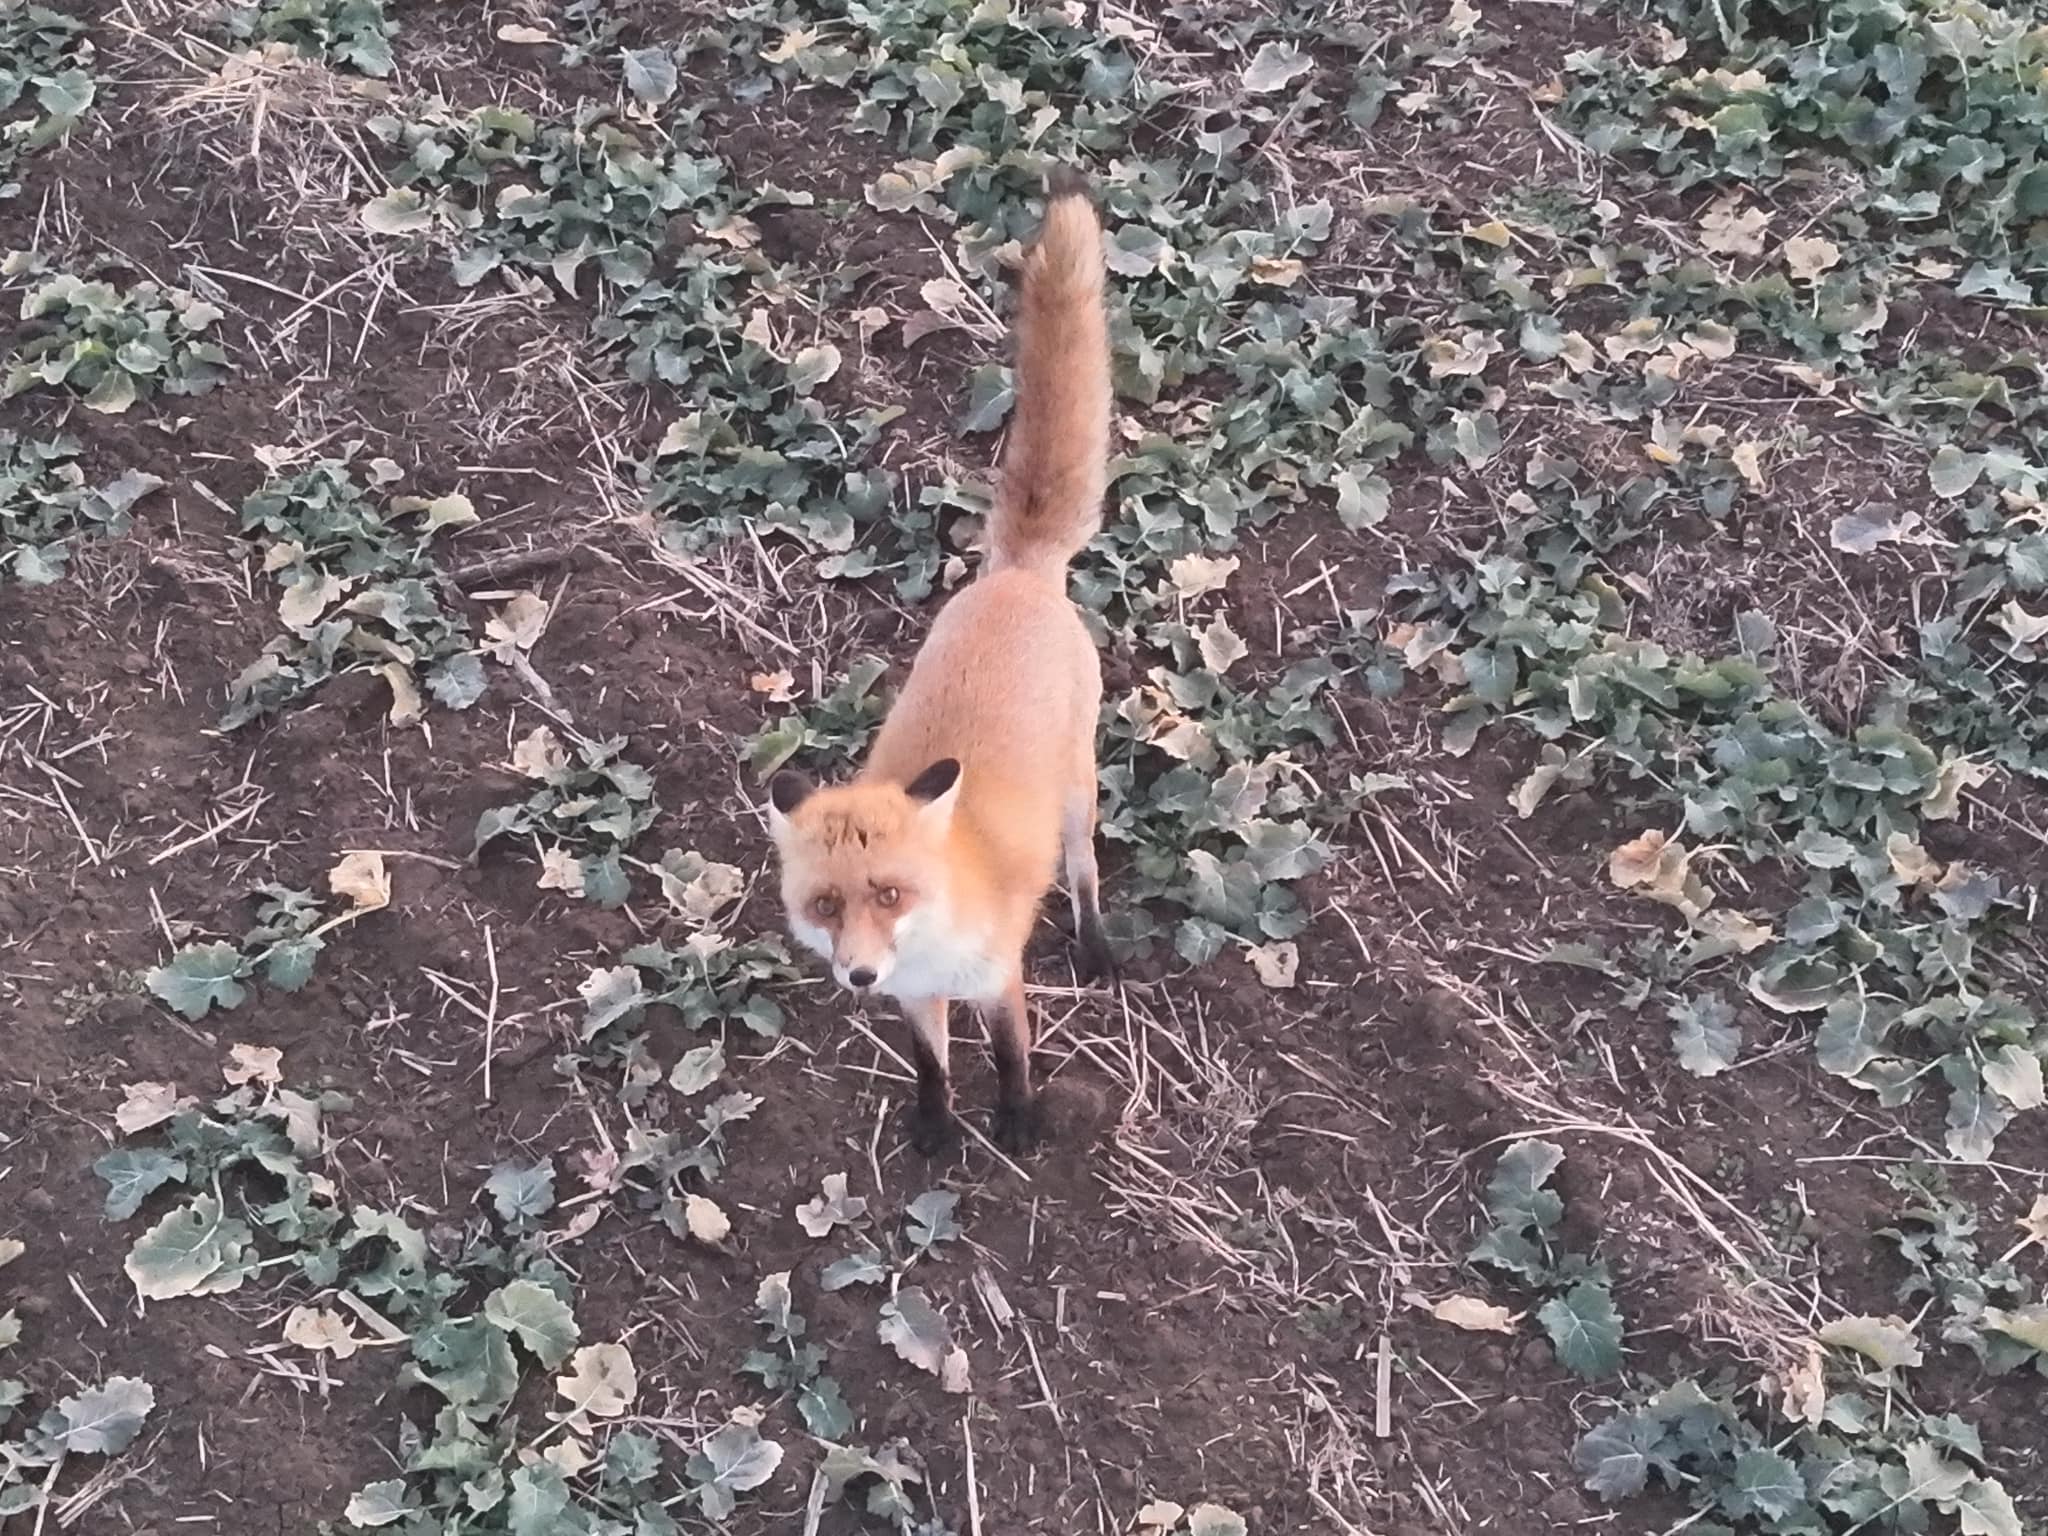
[4,1,2045,1533]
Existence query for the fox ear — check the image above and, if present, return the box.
[767,770,814,833]
[904,758,961,827]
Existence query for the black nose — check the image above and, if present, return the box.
[847,967,877,988]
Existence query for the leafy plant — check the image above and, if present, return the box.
[1560,0,2048,302]
[0,4,93,197]
[742,1271,853,1439]
[4,269,227,412]
[1576,1367,2023,1534]
[1468,1139,1625,1379]
[0,432,160,585]
[223,0,394,76]
[474,728,659,907]
[361,101,725,289]
[578,934,797,1053]
[0,1352,155,1521]
[144,882,346,1019]
[224,450,485,728]
[746,656,890,776]
[1878,1167,2045,1377]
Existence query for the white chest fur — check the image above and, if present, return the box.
[879,907,1007,1004]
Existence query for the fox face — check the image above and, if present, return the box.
[765,759,963,996]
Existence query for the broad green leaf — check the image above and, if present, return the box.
[361,189,431,236]
[95,1148,187,1220]
[621,47,678,104]
[877,1287,949,1374]
[146,942,249,1020]
[485,1161,556,1223]
[343,1479,415,1528]
[557,1342,636,1419]
[483,1280,579,1368]
[1668,993,1740,1077]
[1242,40,1312,93]
[904,1189,962,1250]
[786,343,842,394]
[47,1376,154,1454]
[798,1376,853,1438]
[669,1042,726,1095]
[1574,1413,1654,1499]
[125,1196,254,1300]
[796,1172,867,1238]
[1538,1282,1624,1379]
[1725,1447,1804,1521]
[821,1244,885,1291]
[1818,1314,1925,1374]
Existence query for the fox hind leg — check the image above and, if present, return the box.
[1061,777,1115,984]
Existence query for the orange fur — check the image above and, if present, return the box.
[766,175,1113,1152]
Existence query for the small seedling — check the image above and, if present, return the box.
[0,433,161,586]
[223,0,395,77]
[475,728,658,907]
[1468,1139,1625,1379]
[4,269,227,412]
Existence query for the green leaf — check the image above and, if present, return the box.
[668,1042,726,1095]
[1463,645,1516,707]
[48,1376,154,1454]
[1667,992,1740,1077]
[1725,1448,1804,1521]
[798,1376,853,1438]
[821,1244,885,1291]
[1538,1281,1623,1379]
[958,363,1013,434]
[483,1280,579,1368]
[1928,445,1986,499]
[686,1422,783,1514]
[484,1161,556,1223]
[904,1189,962,1250]
[877,1286,949,1374]
[343,1479,415,1529]
[95,1148,187,1220]
[260,934,323,992]
[1818,1314,1925,1374]
[145,941,249,1020]
[1104,225,1171,277]
[361,189,431,236]
[1187,1507,1247,1536]
[1574,1413,1654,1499]
[621,47,678,104]
[787,343,842,394]
[1242,40,1313,94]
[124,1196,255,1300]
[1815,995,1891,1078]
[83,368,138,414]
[1333,470,1389,530]
[506,1464,571,1535]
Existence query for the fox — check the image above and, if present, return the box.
[764,171,1113,1156]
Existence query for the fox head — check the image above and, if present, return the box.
[764,758,962,994]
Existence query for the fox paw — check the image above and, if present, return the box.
[1075,927,1120,987]
[992,1099,1045,1155]
[907,1104,958,1157]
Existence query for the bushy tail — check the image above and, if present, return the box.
[985,171,1109,577]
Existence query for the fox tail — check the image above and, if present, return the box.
[984,171,1110,577]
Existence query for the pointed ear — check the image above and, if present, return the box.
[904,758,961,828]
[766,770,813,835]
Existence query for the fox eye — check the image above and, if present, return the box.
[875,886,900,909]
[811,893,841,920]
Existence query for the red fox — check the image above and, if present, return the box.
[765,172,1113,1155]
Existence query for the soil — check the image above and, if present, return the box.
[3,3,2044,1535]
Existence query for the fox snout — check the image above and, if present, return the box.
[834,953,891,993]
